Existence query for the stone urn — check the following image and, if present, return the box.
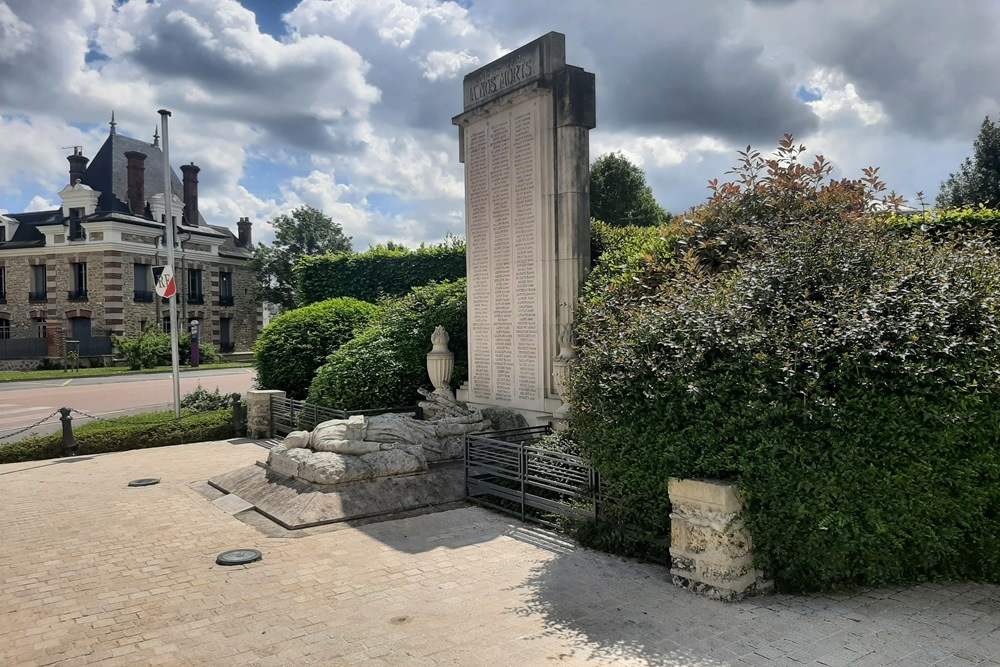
[551,321,576,419]
[426,326,455,400]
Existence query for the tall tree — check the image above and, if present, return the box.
[589,151,670,227]
[937,114,1000,209]
[251,206,353,311]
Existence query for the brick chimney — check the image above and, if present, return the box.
[67,148,88,186]
[124,151,147,216]
[181,162,200,226]
[237,217,252,248]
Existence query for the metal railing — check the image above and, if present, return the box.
[218,295,235,306]
[68,289,88,300]
[187,293,204,305]
[28,291,47,301]
[465,427,603,527]
[134,290,154,302]
[269,396,422,437]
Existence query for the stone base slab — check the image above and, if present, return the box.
[208,460,465,530]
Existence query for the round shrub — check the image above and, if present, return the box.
[570,139,1000,591]
[308,279,467,410]
[254,297,379,399]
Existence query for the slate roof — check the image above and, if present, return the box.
[81,132,207,225]
[0,129,252,258]
[3,209,61,248]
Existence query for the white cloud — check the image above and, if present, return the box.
[419,49,479,81]
[805,69,887,126]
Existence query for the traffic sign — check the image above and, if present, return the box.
[153,265,176,298]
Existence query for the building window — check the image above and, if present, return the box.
[219,271,234,306]
[187,268,204,304]
[134,264,153,301]
[0,318,9,339]
[0,226,6,242]
[36,317,47,338]
[0,266,6,302]
[69,262,88,300]
[29,265,47,301]
[69,207,86,241]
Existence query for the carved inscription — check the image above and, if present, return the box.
[467,127,492,401]
[512,111,538,401]
[465,104,541,407]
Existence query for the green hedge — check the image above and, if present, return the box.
[254,297,379,399]
[0,409,235,464]
[572,216,1000,591]
[308,280,467,410]
[296,240,466,306]
[570,141,1000,591]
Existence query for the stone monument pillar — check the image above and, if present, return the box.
[452,32,595,423]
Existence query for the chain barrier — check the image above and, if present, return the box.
[0,410,62,442]
[69,408,106,421]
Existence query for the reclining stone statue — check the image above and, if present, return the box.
[267,391,492,486]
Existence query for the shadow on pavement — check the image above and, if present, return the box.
[0,456,96,476]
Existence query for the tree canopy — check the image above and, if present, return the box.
[250,206,353,311]
[589,152,670,227]
[937,114,1000,209]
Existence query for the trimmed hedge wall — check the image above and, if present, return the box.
[296,241,466,306]
[0,409,235,464]
[882,206,1000,240]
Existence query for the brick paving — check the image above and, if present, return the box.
[1,440,998,667]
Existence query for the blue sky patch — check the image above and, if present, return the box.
[796,86,823,103]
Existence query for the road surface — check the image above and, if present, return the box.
[0,368,256,442]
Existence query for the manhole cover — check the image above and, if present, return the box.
[216,549,262,566]
[127,478,160,487]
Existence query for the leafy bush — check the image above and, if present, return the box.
[254,297,379,399]
[587,219,679,307]
[0,409,235,464]
[296,237,466,305]
[114,325,221,369]
[308,280,467,410]
[181,385,233,412]
[570,137,1000,591]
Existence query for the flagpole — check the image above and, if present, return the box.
[158,109,182,419]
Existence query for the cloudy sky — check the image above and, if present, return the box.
[1,0,998,249]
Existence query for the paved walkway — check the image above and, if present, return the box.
[1,441,997,667]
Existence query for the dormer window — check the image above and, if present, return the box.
[0,226,6,243]
[69,208,86,241]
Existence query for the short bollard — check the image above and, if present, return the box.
[59,407,77,456]
[230,393,244,436]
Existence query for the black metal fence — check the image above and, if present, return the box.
[0,336,112,359]
[0,338,47,359]
[269,396,422,436]
[465,426,604,527]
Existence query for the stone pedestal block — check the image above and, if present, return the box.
[246,389,285,438]
[668,478,772,602]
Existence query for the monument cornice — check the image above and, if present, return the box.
[455,31,567,116]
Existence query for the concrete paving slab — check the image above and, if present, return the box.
[1,440,998,667]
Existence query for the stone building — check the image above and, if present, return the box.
[0,118,258,358]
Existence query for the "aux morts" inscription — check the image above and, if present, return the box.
[467,56,534,105]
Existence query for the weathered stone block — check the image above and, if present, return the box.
[668,478,744,514]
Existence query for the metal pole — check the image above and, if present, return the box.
[158,109,182,419]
